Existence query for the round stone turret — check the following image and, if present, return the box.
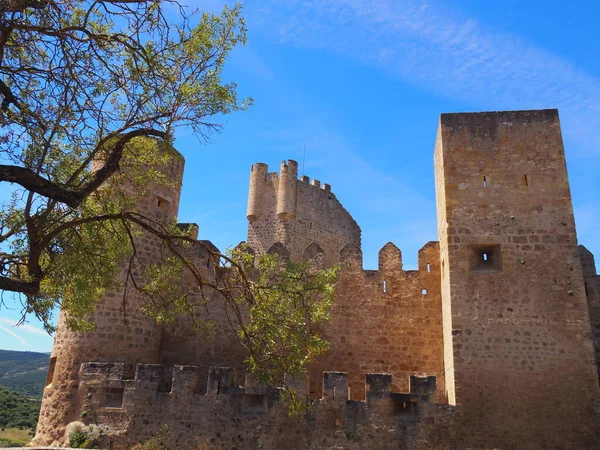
[247,162,268,220]
[33,139,185,446]
[276,159,298,219]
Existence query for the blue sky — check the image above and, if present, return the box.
[1,0,599,352]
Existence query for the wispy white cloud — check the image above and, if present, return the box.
[180,0,599,265]
[0,317,48,336]
[251,0,600,152]
[0,324,28,346]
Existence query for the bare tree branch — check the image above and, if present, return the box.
[0,0,50,14]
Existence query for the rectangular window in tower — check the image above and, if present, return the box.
[45,357,56,387]
[521,174,529,187]
[156,196,170,214]
[483,176,487,188]
[469,244,502,273]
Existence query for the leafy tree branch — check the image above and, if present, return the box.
[0,1,336,389]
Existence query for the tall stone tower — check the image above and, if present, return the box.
[434,110,599,447]
[34,140,185,446]
[246,160,361,267]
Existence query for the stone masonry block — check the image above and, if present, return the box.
[207,366,235,395]
[244,372,267,396]
[366,373,393,400]
[80,362,124,381]
[171,365,198,396]
[323,371,348,401]
[284,373,308,398]
[135,364,164,389]
[410,376,437,403]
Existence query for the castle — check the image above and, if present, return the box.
[33,109,600,449]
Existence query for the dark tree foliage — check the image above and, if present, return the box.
[0,0,249,316]
[0,1,337,391]
[0,385,40,429]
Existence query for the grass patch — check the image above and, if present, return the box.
[0,427,34,446]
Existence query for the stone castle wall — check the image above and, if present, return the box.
[307,242,446,404]
[36,141,185,445]
[247,160,361,267]
[153,238,249,395]
[73,361,443,450]
[34,110,600,449]
[434,109,599,448]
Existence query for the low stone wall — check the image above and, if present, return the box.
[56,362,445,449]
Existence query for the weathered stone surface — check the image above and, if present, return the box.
[33,110,600,449]
[434,109,600,449]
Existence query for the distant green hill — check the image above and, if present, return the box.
[0,385,40,430]
[0,350,49,398]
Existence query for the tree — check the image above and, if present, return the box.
[0,0,336,384]
[227,247,337,389]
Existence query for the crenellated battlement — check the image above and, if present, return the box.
[169,229,221,272]
[300,174,332,192]
[339,240,440,276]
[249,161,334,192]
[70,363,446,448]
[247,161,336,222]
[78,362,438,418]
[246,159,360,267]
[79,362,436,409]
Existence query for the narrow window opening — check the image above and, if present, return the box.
[156,196,170,213]
[584,282,589,297]
[383,279,387,293]
[427,263,431,273]
[45,357,57,387]
[217,380,221,395]
[332,386,336,400]
[483,176,487,188]
[392,394,414,416]
[522,174,529,187]
[421,289,427,295]
[470,245,502,273]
